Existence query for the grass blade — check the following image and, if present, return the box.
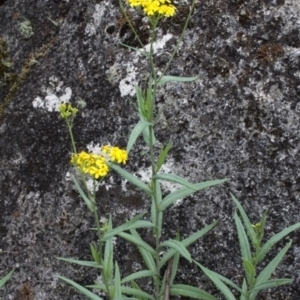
[55,275,104,300]
[170,284,218,300]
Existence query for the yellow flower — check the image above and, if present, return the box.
[70,145,128,179]
[127,0,176,17]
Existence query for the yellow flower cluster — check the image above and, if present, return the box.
[128,0,176,17]
[71,146,128,179]
[59,103,78,119]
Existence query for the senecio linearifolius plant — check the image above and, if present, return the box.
[54,0,300,300]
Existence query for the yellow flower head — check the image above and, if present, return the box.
[59,103,78,119]
[71,146,128,179]
[127,0,176,17]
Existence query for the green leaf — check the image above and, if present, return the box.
[252,241,292,299]
[160,179,228,211]
[121,270,157,284]
[193,260,242,294]
[157,75,200,86]
[55,257,102,268]
[241,258,255,287]
[55,275,104,300]
[127,120,152,154]
[170,252,180,287]
[129,229,156,273]
[156,141,172,173]
[142,125,156,147]
[257,223,300,263]
[196,264,237,300]
[125,220,155,231]
[130,280,148,300]
[104,216,114,282]
[0,269,14,288]
[109,164,153,196]
[102,213,146,241]
[151,181,162,236]
[154,173,199,190]
[250,278,293,294]
[72,175,93,212]
[118,232,156,255]
[158,240,191,262]
[122,285,155,300]
[114,263,122,299]
[120,42,148,57]
[230,193,256,245]
[234,211,252,262]
[170,284,218,300]
[159,220,219,268]
[240,279,247,300]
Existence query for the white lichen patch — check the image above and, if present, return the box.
[119,64,138,97]
[142,33,173,55]
[32,77,72,112]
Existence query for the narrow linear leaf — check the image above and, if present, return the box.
[120,42,148,57]
[153,173,198,190]
[156,141,172,173]
[118,232,156,255]
[130,280,148,300]
[234,211,252,262]
[240,279,247,300]
[250,278,293,294]
[127,120,152,154]
[109,164,152,196]
[158,75,200,86]
[196,264,237,300]
[55,257,103,269]
[122,286,155,300]
[170,284,218,300]
[104,216,114,282]
[158,240,191,262]
[241,258,256,279]
[159,220,219,268]
[193,260,242,294]
[230,193,256,245]
[126,220,155,231]
[121,270,157,284]
[253,241,292,294]
[55,275,104,300]
[257,223,300,263]
[0,269,14,288]
[129,229,156,273]
[102,213,146,241]
[72,175,93,212]
[114,263,122,299]
[160,179,228,211]
[170,253,180,287]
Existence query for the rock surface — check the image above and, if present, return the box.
[1,0,300,299]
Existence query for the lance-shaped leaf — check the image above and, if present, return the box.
[170,284,218,300]
[194,260,242,294]
[250,278,293,294]
[120,42,149,57]
[0,269,14,288]
[157,75,200,86]
[127,120,152,154]
[72,175,93,212]
[153,173,198,190]
[257,223,300,263]
[121,270,157,284]
[114,263,122,299]
[158,239,191,262]
[102,213,146,241]
[109,164,152,196]
[159,220,219,268]
[122,285,155,300]
[156,141,172,173]
[55,275,104,300]
[104,216,114,282]
[55,257,103,269]
[230,193,256,245]
[195,264,237,300]
[251,241,292,299]
[160,179,228,211]
[118,232,156,255]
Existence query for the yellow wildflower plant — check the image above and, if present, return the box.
[127,0,176,17]
[71,146,128,179]
[59,103,78,119]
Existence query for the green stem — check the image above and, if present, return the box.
[158,0,197,83]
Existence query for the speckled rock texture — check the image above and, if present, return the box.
[1,0,300,299]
